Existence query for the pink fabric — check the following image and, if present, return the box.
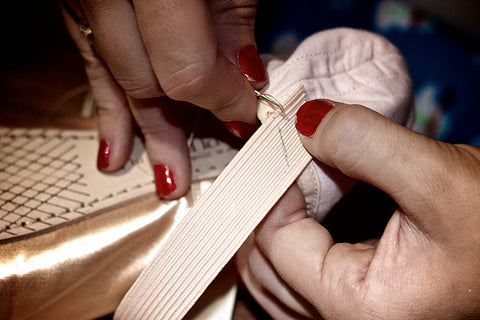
[115,28,415,319]
[115,89,311,320]
[259,28,414,221]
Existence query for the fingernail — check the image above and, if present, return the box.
[224,121,259,139]
[295,100,334,137]
[97,139,111,170]
[154,165,176,197]
[237,45,267,83]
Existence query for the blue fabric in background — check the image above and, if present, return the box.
[255,0,480,146]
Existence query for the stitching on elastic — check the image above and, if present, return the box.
[305,163,320,218]
[310,164,320,219]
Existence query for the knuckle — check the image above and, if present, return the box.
[419,143,480,203]
[80,51,164,99]
[80,49,102,72]
[94,95,127,117]
[96,102,120,117]
[141,124,168,142]
[212,0,258,21]
[318,105,374,170]
[160,62,213,103]
[116,77,163,99]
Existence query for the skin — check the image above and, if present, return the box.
[59,2,480,317]
[60,0,265,199]
[237,101,480,319]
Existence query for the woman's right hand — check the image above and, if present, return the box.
[60,0,267,198]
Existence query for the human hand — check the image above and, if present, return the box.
[59,0,266,198]
[237,100,480,319]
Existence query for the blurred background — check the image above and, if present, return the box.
[1,1,88,126]
[0,1,479,318]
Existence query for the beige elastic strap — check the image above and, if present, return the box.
[115,87,311,320]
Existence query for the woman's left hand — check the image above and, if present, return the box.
[237,99,480,319]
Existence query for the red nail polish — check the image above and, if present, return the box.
[154,165,176,197]
[224,121,259,139]
[295,100,334,137]
[237,45,267,83]
[97,139,111,170]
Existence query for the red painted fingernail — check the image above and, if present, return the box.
[295,100,334,137]
[97,139,111,170]
[224,121,259,139]
[154,165,176,197]
[237,45,267,83]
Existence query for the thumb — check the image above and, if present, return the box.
[295,99,411,192]
[294,99,480,244]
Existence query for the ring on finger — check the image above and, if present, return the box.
[79,24,93,45]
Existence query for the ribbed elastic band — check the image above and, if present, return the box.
[115,87,311,320]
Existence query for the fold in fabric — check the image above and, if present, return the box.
[258,28,415,221]
[0,175,213,319]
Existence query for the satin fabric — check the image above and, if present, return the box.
[0,180,213,319]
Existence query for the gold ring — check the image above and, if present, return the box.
[79,24,93,44]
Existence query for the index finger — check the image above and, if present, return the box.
[132,0,258,125]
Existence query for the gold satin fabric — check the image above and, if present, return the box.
[0,180,213,320]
